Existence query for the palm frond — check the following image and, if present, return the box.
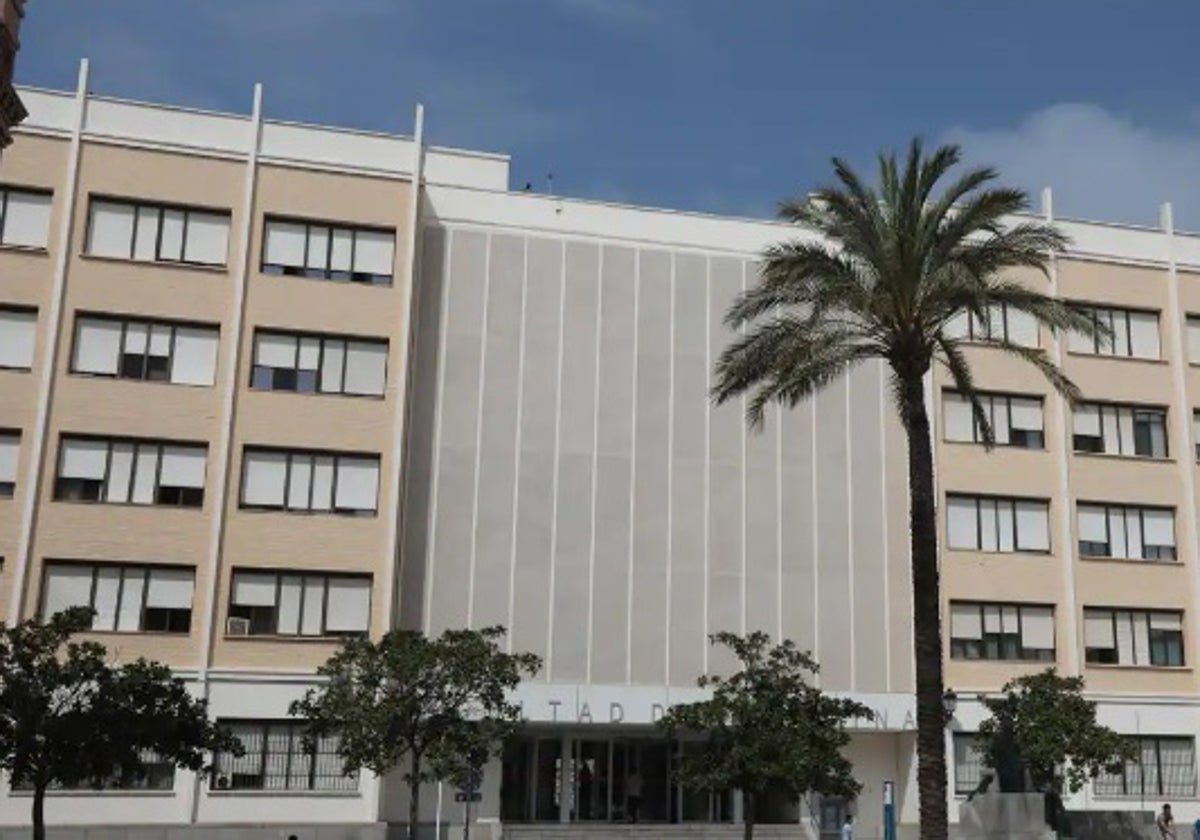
[992,340,1083,405]
[935,337,994,448]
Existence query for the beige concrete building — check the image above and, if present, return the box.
[3,60,1200,837]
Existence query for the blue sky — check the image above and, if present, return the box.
[18,1,1200,228]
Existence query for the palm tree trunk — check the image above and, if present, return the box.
[900,370,949,840]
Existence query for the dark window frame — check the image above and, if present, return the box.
[1093,736,1197,799]
[38,559,195,635]
[260,215,394,285]
[1070,303,1160,359]
[942,389,1046,449]
[69,312,220,386]
[213,719,358,792]
[0,304,37,371]
[249,327,388,399]
[1073,401,1168,458]
[53,434,207,509]
[84,195,230,268]
[0,185,53,250]
[949,601,1056,663]
[1076,502,1176,562]
[945,493,1052,554]
[1084,608,1185,667]
[239,446,380,516]
[226,568,372,638]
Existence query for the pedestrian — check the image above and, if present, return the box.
[627,770,642,823]
[841,813,854,840]
[1192,813,1200,840]
[1158,803,1177,840]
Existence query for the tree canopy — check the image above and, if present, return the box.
[291,625,541,840]
[0,608,237,840]
[658,632,871,840]
[976,669,1135,795]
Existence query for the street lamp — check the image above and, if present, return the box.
[943,688,958,723]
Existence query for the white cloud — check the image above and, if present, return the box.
[943,103,1200,230]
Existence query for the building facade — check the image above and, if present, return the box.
[3,61,1200,837]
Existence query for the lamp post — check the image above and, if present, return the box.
[942,688,958,724]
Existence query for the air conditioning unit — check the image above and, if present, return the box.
[226,617,251,636]
[215,774,230,790]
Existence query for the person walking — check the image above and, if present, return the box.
[626,770,642,823]
[840,814,854,840]
[1158,803,1177,840]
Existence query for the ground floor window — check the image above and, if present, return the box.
[500,734,738,824]
[11,749,175,791]
[953,733,985,795]
[213,719,357,792]
[1093,736,1196,799]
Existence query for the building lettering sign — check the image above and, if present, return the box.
[512,685,917,731]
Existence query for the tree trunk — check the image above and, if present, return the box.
[742,790,755,840]
[900,371,949,840]
[409,752,422,840]
[32,783,46,840]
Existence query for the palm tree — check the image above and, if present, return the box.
[711,140,1096,839]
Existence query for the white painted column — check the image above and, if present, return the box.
[9,58,88,622]
[189,79,263,825]
[1044,187,1081,676]
[1159,203,1200,684]
[389,102,426,634]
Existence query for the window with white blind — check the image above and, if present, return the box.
[1073,402,1168,458]
[1084,608,1184,667]
[0,307,36,370]
[1077,503,1176,561]
[0,431,18,498]
[213,720,357,792]
[1069,305,1161,360]
[261,218,394,285]
[945,494,1051,553]
[1094,736,1197,799]
[85,198,230,267]
[950,601,1055,662]
[944,303,1039,347]
[251,329,387,397]
[241,448,379,515]
[1187,317,1200,364]
[71,314,219,386]
[228,570,370,637]
[40,561,194,633]
[1194,411,1200,462]
[54,436,207,508]
[0,187,52,249]
[942,391,1044,448]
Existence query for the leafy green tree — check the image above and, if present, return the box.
[976,669,1135,795]
[711,141,1096,839]
[0,608,238,840]
[291,626,541,840]
[658,632,871,840]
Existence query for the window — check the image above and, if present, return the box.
[1084,608,1184,667]
[0,187,52,249]
[942,391,1044,448]
[13,750,175,791]
[1195,410,1200,462]
[1094,737,1196,799]
[0,307,36,370]
[72,314,219,387]
[213,721,357,792]
[228,570,370,637]
[1077,503,1176,561]
[1069,305,1160,360]
[261,218,394,285]
[85,198,230,267]
[241,448,379,515]
[1187,317,1200,364]
[945,494,1050,553]
[944,303,1039,347]
[950,601,1055,662]
[954,734,986,796]
[251,330,387,397]
[40,561,194,633]
[0,431,17,498]
[1073,402,1168,458]
[54,436,207,508]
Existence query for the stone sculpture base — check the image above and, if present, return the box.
[957,792,1055,840]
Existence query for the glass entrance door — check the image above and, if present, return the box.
[574,739,611,821]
